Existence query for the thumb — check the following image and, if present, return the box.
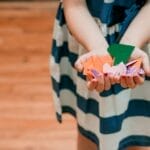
[74,53,91,72]
[74,59,84,72]
[142,53,150,77]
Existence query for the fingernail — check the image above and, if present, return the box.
[104,73,108,76]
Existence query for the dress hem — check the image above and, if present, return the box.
[56,106,150,150]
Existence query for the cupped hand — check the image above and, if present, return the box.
[74,50,112,92]
[86,74,111,92]
[120,47,150,88]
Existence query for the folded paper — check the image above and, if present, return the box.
[83,55,113,79]
[107,44,135,65]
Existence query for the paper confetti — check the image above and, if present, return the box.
[82,44,144,80]
[83,55,113,79]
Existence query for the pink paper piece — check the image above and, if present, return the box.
[103,62,126,76]
[117,63,127,75]
[126,60,137,67]
[103,63,112,74]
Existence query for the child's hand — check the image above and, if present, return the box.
[86,74,111,92]
[75,50,109,72]
[120,47,150,88]
[130,47,150,76]
[74,50,112,92]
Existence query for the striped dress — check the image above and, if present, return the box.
[50,0,150,149]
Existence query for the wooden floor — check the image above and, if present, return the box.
[0,2,77,150]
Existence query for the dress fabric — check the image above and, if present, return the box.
[50,0,150,149]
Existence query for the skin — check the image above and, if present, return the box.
[63,0,111,92]
[77,132,97,150]
[118,1,150,88]
[111,47,149,89]
[63,0,150,149]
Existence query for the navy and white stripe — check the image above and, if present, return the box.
[50,0,150,149]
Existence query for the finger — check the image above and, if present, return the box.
[74,60,83,72]
[109,74,115,85]
[125,76,136,89]
[113,75,120,84]
[95,76,104,92]
[142,54,150,76]
[120,76,128,88]
[104,75,111,91]
[87,79,98,91]
[133,75,145,85]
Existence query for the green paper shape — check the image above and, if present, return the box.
[107,44,135,65]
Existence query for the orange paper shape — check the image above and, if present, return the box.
[83,55,113,79]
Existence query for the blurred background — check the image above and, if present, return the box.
[0,0,76,149]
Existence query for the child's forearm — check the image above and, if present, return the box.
[63,0,108,55]
[120,1,150,48]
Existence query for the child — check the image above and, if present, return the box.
[50,0,150,150]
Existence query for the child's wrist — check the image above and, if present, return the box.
[120,35,135,46]
[89,42,109,55]
[120,34,148,49]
